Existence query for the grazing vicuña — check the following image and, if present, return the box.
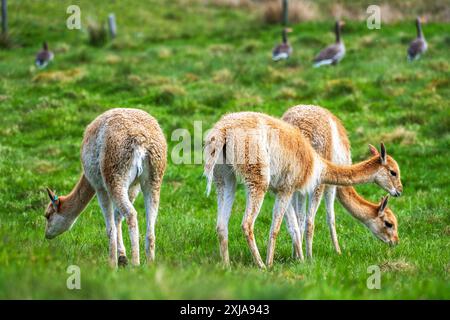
[44,108,167,268]
[204,112,402,268]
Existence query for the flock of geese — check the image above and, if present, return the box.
[35,17,428,69]
[272,17,428,65]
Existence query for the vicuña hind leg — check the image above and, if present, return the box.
[324,186,341,254]
[141,180,162,264]
[242,187,266,269]
[115,184,140,267]
[305,185,325,259]
[111,186,140,266]
[266,193,293,267]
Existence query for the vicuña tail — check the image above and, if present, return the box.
[204,128,226,196]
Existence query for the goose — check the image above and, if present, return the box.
[407,17,427,61]
[313,21,345,67]
[35,42,54,69]
[272,28,293,61]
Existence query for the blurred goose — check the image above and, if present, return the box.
[35,42,54,69]
[407,17,427,61]
[272,28,292,61]
[313,21,345,67]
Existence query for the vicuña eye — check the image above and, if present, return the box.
[385,221,393,228]
[390,170,397,176]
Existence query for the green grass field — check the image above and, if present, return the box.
[0,1,449,299]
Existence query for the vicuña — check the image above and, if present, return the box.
[44,108,167,268]
[204,111,402,268]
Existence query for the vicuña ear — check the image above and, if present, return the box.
[368,144,379,156]
[378,195,389,216]
[46,187,55,201]
[380,142,387,165]
[46,187,60,209]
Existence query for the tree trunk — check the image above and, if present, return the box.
[108,13,117,39]
[282,0,288,26]
[1,0,7,34]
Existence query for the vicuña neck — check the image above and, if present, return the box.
[336,186,379,222]
[60,173,95,219]
[320,156,379,186]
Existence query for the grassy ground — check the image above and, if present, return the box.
[0,1,449,299]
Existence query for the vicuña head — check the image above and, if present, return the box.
[368,143,403,197]
[44,176,95,239]
[45,188,78,239]
[44,188,75,239]
[365,195,399,245]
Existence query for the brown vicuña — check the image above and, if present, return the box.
[44,108,167,268]
[204,111,402,268]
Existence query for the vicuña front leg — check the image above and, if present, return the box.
[284,202,303,260]
[266,193,293,268]
[289,191,307,258]
[97,189,117,268]
[293,191,307,241]
[241,188,266,269]
[324,186,341,254]
[305,185,325,259]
